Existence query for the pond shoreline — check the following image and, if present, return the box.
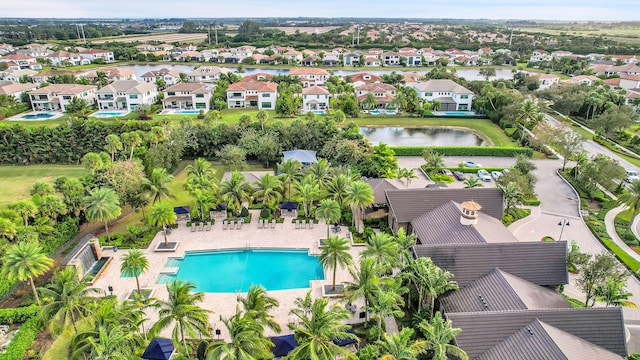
[359,125,494,147]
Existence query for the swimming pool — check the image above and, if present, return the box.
[435,111,478,117]
[369,110,381,115]
[93,111,128,118]
[311,110,325,115]
[178,110,202,114]
[21,113,55,119]
[158,249,324,292]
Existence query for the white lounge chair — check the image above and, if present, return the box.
[295,220,300,229]
[309,221,314,229]
[222,220,228,230]
[301,220,307,229]
[191,223,196,232]
[206,222,212,231]
[271,219,276,228]
[237,220,243,230]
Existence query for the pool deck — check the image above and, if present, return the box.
[91,209,364,341]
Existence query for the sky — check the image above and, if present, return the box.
[2,0,640,20]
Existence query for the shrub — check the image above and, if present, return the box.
[362,227,374,241]
[259,208,271,219]
[523,197,541,206]
[240,206,249,217]
[0,306,41,360]
[0,305,40,324]
[390,146,532,157]
[430,173,455,184]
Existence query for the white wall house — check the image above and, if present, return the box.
[28,84,97,112]
[226,81,278,110]
[187,66,230,83]
[79,49,115,63]
[532,73,560,90]
[301,86,330,112]
[0,82,37,100]
[355,83,397,109]
[289,68,329,87]
[162,82,211,111]
[96,80,157,112]
[46,51,90,66]
[141,68,183,86]
[409,79,474,111]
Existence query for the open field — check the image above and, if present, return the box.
[0,165,87,208]
[516,24,640,43]
[267,26,340,35]
[89,32,208,44]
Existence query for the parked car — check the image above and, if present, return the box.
[442,169,454,178]
[453,171,465,181]
[626,169,639,183]
[463,161,483,168]
[502,169,510,175]
[477,170,492,182]
[491,171,502,180]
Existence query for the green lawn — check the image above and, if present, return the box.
[42,319,92,360]
[0,165,87,208]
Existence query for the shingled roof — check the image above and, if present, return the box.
[386,188,504,222]
[447,308,627,358]
[440,268,570,313]
[412,241,568,287]
[410,201,517,245]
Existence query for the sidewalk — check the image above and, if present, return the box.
[606,205,640,263]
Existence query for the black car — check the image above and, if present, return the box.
[453,171,465,181]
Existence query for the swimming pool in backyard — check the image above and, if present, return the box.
[158,249,324,292]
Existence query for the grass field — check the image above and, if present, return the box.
[0,165,87,208]
[89,32,208,44]
[516,24,640,44]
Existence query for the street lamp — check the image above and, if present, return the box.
[558,218,570,240]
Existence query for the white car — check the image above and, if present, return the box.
[491,171,502,180]
[626,169,639,183]
[477,170,492,182]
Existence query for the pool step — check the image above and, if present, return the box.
[156,273,177,284]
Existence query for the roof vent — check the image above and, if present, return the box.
[527,327,534,336]
[477,294,489,310]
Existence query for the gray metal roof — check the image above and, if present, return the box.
[448,308,627,358]
[411,201,517,245]
[476,319,623,360]
[440,268,570,313]
[386,188,504,223]
[363,178,399,205]
[412,241,568,287]
[282,149,318,164]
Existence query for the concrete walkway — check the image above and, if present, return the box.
[606,205,640,263]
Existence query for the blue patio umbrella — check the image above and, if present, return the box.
[271,334,299,357]
[141,338,174,360]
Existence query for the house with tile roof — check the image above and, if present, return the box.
[85,67,137,82]
[569,75,600,86]
[187,66,230,83]
[0,54,40,70]
[79,49,115,63]
[0,81,37,100]
[301,86,330,112]
[0,68,37,83]
[347,73,382,86]
[226,80,278,110]
[46,51,90,66]
[141,68,183,86]
[32,70,88,84]
[28,84,97,112]
[96,80,158,112]
[355,83,397,109]
[289,68,329,87]
[162,82,211,111]
[409,79,474,111]
[530,72,561,90]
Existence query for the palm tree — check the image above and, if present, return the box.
[319,235,353,292]
[238,284,281,333]
[361,232,400,269]
[219,171,253,214]
[122,132,143,161]
[316,198,342,239]
[418,312,468,360]
[72,326,133,360]
[344,257,382,321]
[39,267,100,333]
[463,176,483,188]
[394,227,416,253]
[253,173,283,207]
[412,258,458,314]
[84,187,122,242]
[1,242,53,306]
[596,278,638,308]
[178,72,189,83]
[151,281,211,356]
[149,202,177,247]
[345,181,374,234]
[93,71,110,89]
[256,110,269,131]
[307,159,332,190]
[288,297,357,360]
[377,328,425,360]
[140,168,175,204]
[516,99,539,143]
[370,290,405,341]
[499,182,524,215]
[619,180,640,232]
[120,250,149,295]
[9,200,38,227]
[397,168,418,188]
[326,174,352,205]
[191,188,215,222]
[334,109,346,123]
[363,92,378,110]
[0,218,17,241]
[186,158,216,180]
[277,159,303,201]
[206,310,274,360]
[294,179,320,218]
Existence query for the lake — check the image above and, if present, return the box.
[360,127,486,146]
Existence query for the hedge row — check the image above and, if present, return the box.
[0,316,42,360]
[390,146,533,157]
[0,305,40,324]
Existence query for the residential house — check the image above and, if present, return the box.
[322,52,340,66]
[363,57,382,67]
[343,52,361,66]
[301,55,320,67]
[28,84,97,112]
[85,67,137,82]
[626,89,640,111]
[283,50,303,64]
[604,63,640,76]
[368,48,384,55]
[96,80,157,112]
[531,73,560,90]
[187,66,230,83]
[32,70,88,84]
[79,49,115,63]
[347,73,382,86]
[551,50,575,59]
[16,45,50,58]
[381,52,401,66]
[409,79,474,111]
[0,81,37,100]
[200,50,219,62]
[141,68,183,86]
[162,82,211,110]
[177,44,198,52]
[46,51,90,66]
[399,51,422,66]
[0,69,38,83]
[0,54,40,70]
[569,75,600,86]
[529,49,551,62]
[301,86,330,112]
[0,43,15,55]
[239,73,273,82]
[226,80,278,110]
[289,68,329,87]
[175,51,201,62]
[402,72,423,83]
[355,83,397,109]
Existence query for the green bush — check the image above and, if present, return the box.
[0,305,40,324]
[390,146,532,157]
[523,197,541,206]
[0,307,42,360]
[240,206,249,217]
[259,208,271,219]
[430,173,455,184]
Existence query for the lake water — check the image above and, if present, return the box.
[360,127,486,146]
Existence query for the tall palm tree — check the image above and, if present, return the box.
[39,267,100,334]
[394,227,416,253]
[397,168,418,188]
[619,180,640,232]
[326,174,352,205]
[219,171,253,214]
[316,199,342,239]
[293,178,320,218]
[93,71,110,89]
[418,312,468,360]
[149,202,177,247]
[72,326,133,360]
[140,168,175,204]
[344,257,382,321]
[516,99,539,143]
[412,258,458,314]
[206,310,273,360]
[596,278,638,308]
[361,232,400,270]
[499,182,524,215]
[253,173,284,207]
[238,284,281,333]
[288,297,358,360]
[120,249,150,295]
[363,93,378,110]
[9,200,38,227]
[256,110,269,131]
[186,158,216,180]
[345,181,374,234]
[377,328,426,360]
[151,281,211,356]
[1,242,53,306]
[122,132,143,161]
[84,187,122,242]
[191,188,215,222]
[319,235,353,292]
[277,159,303,201]
[105,134,123,162]
[307,159,332,190]
[370,290,405,341]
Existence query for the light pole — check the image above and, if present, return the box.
[558,218,570,241]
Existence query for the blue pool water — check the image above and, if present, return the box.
[21,113,54,119]
[437,111,477,116]
[312,110,325,114]
[369,110,381,115]
[158,249,324,292]
[178,110,201,114]
[386,110,397,115]
[93,111,127,117]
